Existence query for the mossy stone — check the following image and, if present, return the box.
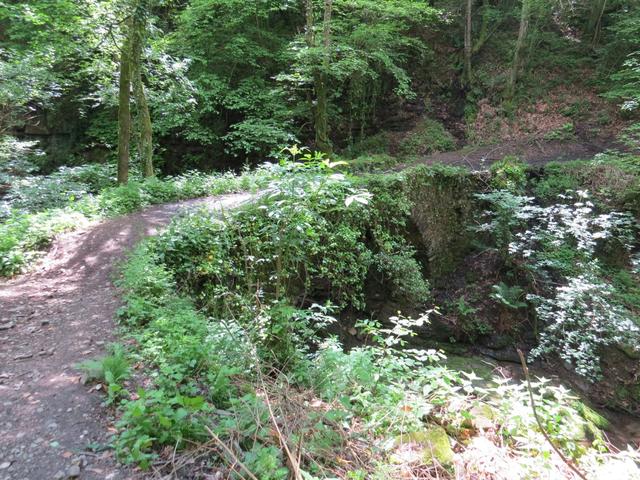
[394,426,455,466]
[470,404,497,430]
[404,165,485,281]
[617,343,640,360]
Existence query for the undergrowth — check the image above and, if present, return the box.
[0,166,276,276]
[100,158,640,479]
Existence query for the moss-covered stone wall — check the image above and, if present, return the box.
[403,164,487,281]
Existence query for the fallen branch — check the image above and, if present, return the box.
[205,426,259,480]
[517,349,588,480]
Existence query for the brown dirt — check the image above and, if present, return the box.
[398,137,621,172]
[0,193,252,480]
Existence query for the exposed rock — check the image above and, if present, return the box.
[469,404,497,431]
[67,464,81,478]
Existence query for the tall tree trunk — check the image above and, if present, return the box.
[314,0,332,153]
[117,20,132,185]
[589,0,607,48]
[305,0,332,154]
[462,0,473,88]
[506,0,531,100]
[305,0,315,46]
[131,5,153,178]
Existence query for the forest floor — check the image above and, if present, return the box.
[0,193,252,480]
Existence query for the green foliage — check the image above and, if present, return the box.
[452,296,493,340]
[347,154,401,173]
[373,250,429,303]
[0,208,90,276]
[0,137,41,199]
[78,344,130,385]
[474,190,529,255]
[489,155,527,193]
[543,122,576,141]
[170,0,296,158]
[534,161,582,200]
[280,1,438,146]
[3,163,114,216]
[479,188,639,380]
[490,282,527,309]
[157,158,427,312]
[399,119,456,157]
[77,344,130,404]
[534,155,640,215]
[618,123,640,152]
[605,51,640,111]
[0,166,274,277]
[116,390,208,468]
[105,164,635,478]
[342,132,391,159]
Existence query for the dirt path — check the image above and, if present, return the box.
[399,137,622,171]
[0,193,252,480]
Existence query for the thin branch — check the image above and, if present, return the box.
[517,349,589,480]
[204,425,259,480]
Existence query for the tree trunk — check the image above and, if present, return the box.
[305,0,315,46]
[473,0,491,54]
[506,0,531,100]
[462,0,473,88]
[589,0,607,48]
[117,20,132,185]
[305,0,332,154]
[314,0,332,154]
[131,6,153,177]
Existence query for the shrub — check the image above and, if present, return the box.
[0,165,278,277]
[543,122,575,141]
[156,160,428,312]
[107,164,632,478]
[479,189,639,380]
[399,119,456,156]
[347,154,400,173]
[490,155,527,193]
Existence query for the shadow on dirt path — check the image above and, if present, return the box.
[0,193,252,480]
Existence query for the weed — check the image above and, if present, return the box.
[490,155,527,193]
[543,122,576,141]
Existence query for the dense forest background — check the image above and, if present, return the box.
[1,0,638,177]
[2,1,640,479]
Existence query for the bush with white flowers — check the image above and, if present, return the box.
[478,189,639,380]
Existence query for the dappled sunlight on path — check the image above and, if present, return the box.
[0,193,252,480]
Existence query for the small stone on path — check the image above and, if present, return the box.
[13,353,33,361]
[67,464,81,477]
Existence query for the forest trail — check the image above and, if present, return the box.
[0,193,252,480]
[404,137,619,171]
